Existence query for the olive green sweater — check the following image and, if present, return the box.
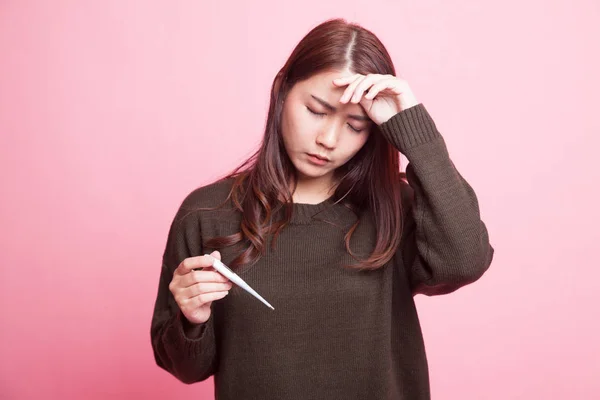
[150,103,495,399]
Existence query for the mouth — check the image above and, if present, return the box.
[306,153,330,166]
[307,153,330,162]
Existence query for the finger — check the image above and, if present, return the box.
[350,74,386,103]
[364,78,400,100]
[332,73,360,87]
[193,250,222,271]
[197,250,223,275]
[185,269,230,287]
[339,75,366,103]
[194,290,230,307]
[364,81,389,100]
[197,251,221,270]
[174,254,214,275]
[184,281,233,298]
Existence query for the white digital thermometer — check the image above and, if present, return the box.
[206,254,275,311]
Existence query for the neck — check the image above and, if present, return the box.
[291,174,336,204]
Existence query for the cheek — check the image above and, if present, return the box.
[280,110,297,150]
[282,110,315,149]
[338,134,370,162]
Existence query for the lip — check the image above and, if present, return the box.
[307,153,330,166]
[307,153,330,161]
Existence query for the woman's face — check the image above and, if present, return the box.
[280,69,372,184]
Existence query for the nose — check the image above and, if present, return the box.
[315,121,341,150]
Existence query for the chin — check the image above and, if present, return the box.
[295,165,333,181]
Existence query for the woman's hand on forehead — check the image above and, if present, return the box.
[333,73,420,125]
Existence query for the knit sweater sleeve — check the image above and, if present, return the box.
[378,103,495,296]
[150,193,218,383]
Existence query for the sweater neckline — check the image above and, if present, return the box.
[287,196,355,225]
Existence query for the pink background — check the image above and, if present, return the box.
[1,1,599,399]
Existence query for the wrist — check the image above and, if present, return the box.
[179,311,207,339]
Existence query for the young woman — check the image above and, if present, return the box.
[150,18,494,400]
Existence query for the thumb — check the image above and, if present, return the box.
[199,251,221,272]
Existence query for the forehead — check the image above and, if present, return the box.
[290,69,370,119]
[295,69,349,92]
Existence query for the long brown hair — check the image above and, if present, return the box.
[202,18,406,271]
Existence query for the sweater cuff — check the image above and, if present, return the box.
[179,311,210,340]
[377,103,442,152]
[165,310,213,358]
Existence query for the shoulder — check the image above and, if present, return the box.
[181,176,236,208]
[173,176,237,223]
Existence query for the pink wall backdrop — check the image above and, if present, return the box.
[1,0,598,399]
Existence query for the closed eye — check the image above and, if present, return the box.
[308,106,365,133]
[306,106,326,117]
[347,124,364,133]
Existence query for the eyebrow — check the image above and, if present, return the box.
[310,95,371,122]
